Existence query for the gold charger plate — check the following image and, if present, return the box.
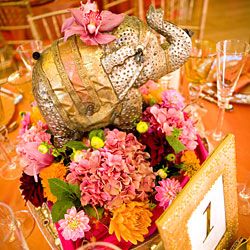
[0,94,16,126]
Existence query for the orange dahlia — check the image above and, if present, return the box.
[109,201,152,245]
[181,150,201,177]
[40,163,67,202]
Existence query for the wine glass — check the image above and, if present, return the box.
[16,40,43,73]
[184,39,216,112]
[212,40,250,141]
[0,202,35,250]
[8,40,43,103]
[237,182,250,216]
[0,140,23,180]
[79,242,122,250]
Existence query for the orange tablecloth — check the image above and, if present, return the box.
[0,80,249,249]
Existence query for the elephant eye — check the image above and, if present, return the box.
[135,47,144,63]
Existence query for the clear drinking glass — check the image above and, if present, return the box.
[237,182,250,216]
[0,141,23,180]
[185,39,216,108]
[8,40,43,103]
[16,40,43,72]
[212,40,250,141]
[79,242,122,250]
[0,202,34,250]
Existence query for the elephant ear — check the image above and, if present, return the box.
[101,45,144,100]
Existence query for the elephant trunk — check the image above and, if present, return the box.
[146,5,192,73]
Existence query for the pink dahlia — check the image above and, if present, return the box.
[155,178,182,209]
[58,207,90,241]
[62,0,124,45]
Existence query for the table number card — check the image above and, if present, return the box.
[187,175,226,250]
[156,134,238,250]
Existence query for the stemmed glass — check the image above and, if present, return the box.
[8,40,43,103]
[184,40,216,112]
[237,181,250,216]
[80,242,122,250]
[212,40,250,141]
[0,202,35,250]
[16,40,43,73]
[0,140,23,180]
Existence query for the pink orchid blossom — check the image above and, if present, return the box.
[58,206,90,241]
[61,0,124,45]
[19,142,54,176]
[17,121,54,177]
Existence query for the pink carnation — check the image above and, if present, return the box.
[155,178,182,209]
[58,207,90,241]
[67,129,155,210]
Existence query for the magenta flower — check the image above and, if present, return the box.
[58,207,90,241]
[155,178,182,209]
[61,0,124,45]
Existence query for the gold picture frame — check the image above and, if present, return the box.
[156,134,238,249]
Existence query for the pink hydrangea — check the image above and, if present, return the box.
[16,121,53,176]
[62,0,124,45]
[155,178,182,209]
[67,129,155,210]
[161,89,185,109]
[58,207,90,241]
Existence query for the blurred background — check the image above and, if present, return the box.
[0,0,249,45]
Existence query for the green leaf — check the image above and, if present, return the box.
[48,178,73,198]
[166,135,186,154]
[69,184,81,199]
[172,128,182,138]
[51,200,74,222]
[64,141,88,151]
[89,129,105,140]
[84,205,104,220]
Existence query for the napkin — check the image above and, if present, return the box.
[207,55,250,93]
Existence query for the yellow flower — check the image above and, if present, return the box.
[90,136,104,149]
[109,201,152,245]
[136,121,149,134]
[30,106,45,124]
[38,144,49,154]
[157,169,167,179]
[40,163,67,203]
[181,151,201,177]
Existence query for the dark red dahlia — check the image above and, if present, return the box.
[20,172,46,207]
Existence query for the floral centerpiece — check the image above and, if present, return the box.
[17,86,207,249]
[17,1,207,249]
